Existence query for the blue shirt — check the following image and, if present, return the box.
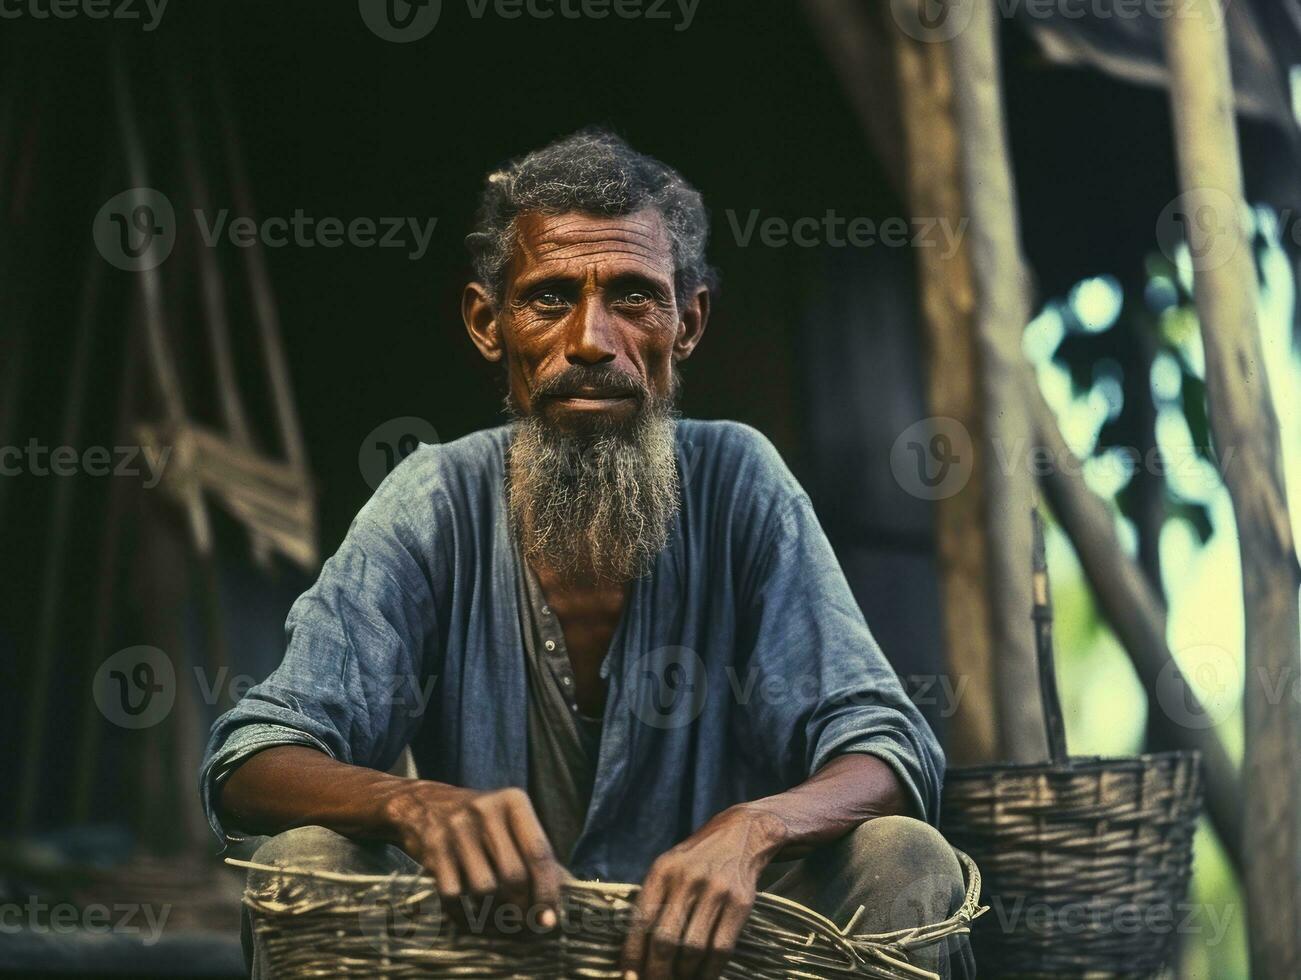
[199,420,944,882]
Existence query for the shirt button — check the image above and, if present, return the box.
[544,640,556,652]
[562,676,572,686]
[541,605,551,616]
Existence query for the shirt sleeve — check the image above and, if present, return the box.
[201,723,333,844]
[739,492,945,824]
[198,462,442,846]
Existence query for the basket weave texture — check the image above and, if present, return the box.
[233,847,986,980]
[940,750,1203,978]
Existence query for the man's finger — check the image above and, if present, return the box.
[446,815,498,897]
[504,795,563,928]
[699,899,750,980]
[621,875,666,978]
[642,886,691,980]
[423,833,463,903]
[479,810,532,914]
[674,892,722,980]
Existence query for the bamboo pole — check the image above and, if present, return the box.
[1162,3,1301,972]
[888,13,998,764]
[947,0,1046,761]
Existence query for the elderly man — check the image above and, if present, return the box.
[201,129,973,979]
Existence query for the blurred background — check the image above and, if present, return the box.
[2,1,1300,976]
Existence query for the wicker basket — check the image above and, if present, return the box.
[231,846,986,979]
[939,511,1203,978]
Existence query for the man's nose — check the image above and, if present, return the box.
[564,296,617,366]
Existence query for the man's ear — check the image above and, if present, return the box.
[462,282,503,362]
[673,285,710,362]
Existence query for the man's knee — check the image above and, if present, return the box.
[843,814,957,876]
[249,825,407,876]
[832,815,965,929]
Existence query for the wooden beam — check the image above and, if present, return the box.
[947,0,1047,761]
[1162,2,1301,973]
[888,11,998,764]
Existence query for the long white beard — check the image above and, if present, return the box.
[507,409,679,584]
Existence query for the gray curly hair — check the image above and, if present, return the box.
[466,128,717,308]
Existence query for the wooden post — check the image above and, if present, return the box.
[1162,2,1301,973]
[888,13,998,764]
[947,0,1047,761]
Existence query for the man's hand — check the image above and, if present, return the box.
[385,782,567,935]
[620,805,786,980]
[222,747,568,939]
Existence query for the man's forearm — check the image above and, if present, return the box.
[219,745,422,842]
[619,753,913,978]
[729,753,911,862]
[222,745,568,927]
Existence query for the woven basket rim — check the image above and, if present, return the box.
[229,846,989,978]
[944,749,1201,781]
[229,850,987,941]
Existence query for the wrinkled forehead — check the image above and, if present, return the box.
[507,209,675,289]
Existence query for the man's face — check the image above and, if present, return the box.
[464,208,708,435]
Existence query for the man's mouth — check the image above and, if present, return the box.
[544,387,640,410]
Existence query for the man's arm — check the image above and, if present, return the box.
[620,753,907,980]
[222,745,565,929]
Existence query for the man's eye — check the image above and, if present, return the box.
[532,292,568,309]
[621,291,653,305]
